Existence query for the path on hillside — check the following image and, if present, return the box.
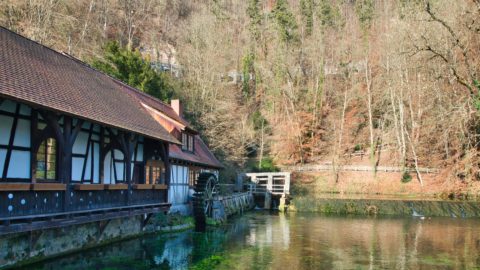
[281,164,439,174]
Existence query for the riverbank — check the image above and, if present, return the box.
[290,196,480,217]
[288,171,480,217]
[292,171,480,200]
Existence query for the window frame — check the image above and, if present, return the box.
[189,167,199,187]
[181,132,195,153]
[145,159,165,184]
[35,137,58,182]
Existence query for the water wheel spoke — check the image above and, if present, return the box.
[192,173,218,225]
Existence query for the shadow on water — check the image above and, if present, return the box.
[17,210,480,270]
[194,218,206,233]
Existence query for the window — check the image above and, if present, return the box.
[189,168,199,187]
[145,160,165,184]
[181,133,188,151]
[181,133,194,152]
[188,135,194,152]
[36,138,57,181]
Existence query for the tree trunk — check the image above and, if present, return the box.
[365,58,375,170]
[333,84,349,183]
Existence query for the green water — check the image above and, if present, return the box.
[19,212,480,270]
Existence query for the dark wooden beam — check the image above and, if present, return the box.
[37,112,85,212]
[2,104,20,179]
[37,112,84,182]
[38,111,64,148]
[0,98,4,107]
[30,110,38,183]
[69,119,84,146]
[110,130,138,183]
[80,123,94,182]
[117,131,138,205]
[159,142,171,186]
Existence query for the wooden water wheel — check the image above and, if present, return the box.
[192,173,218,226]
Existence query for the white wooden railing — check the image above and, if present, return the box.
[244,172,290,195]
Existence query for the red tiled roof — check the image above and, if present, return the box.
[122,86,190,127]
[169,136,224,169]
[0,27,179,144]
[121,87,223,169]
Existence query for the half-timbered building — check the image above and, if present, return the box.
[0,27,180,233]
[124,88,223,213]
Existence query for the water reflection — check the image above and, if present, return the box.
[21,211,480,270]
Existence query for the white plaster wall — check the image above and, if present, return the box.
[85,150,92,180]
[93,143,100,183]
[19,104,31,116]
[0,100,31,179]
[71,128,100,182]
[7,151,30,178]
[104,149,126,184]
[72,132,89,154]
[136,142,143,162]
[0,100,16,113]
[0,115,13,145]
[103,151,112,184]
[12,119,30,147]
[169,165,189,205]
[0,149,6,176]
[72,157,84,181]
[115,161,124,181]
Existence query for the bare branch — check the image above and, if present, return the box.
[425,2,475,88]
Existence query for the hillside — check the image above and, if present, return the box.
[2,0,480,194]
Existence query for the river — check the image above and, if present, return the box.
[20,211,480,269]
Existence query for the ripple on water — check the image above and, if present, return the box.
[19,212,480,270]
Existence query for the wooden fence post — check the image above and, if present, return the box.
[267,174,273,193]
[285,173,290,195]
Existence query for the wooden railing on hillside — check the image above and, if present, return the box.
[281,164,439,174]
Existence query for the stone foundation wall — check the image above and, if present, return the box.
[0,213,174,268]
[211,192,255,222]
[291,197,480,217]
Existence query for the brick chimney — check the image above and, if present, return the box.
[171,99,183,117]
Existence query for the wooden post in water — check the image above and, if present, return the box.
[264,174,273,209]
[267,174,273,193]
[279,194,287,212]
[264,192,271,209]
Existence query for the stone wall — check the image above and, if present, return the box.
[211,192,255,222]
[0,213,179,268]
[291,197,480,217]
